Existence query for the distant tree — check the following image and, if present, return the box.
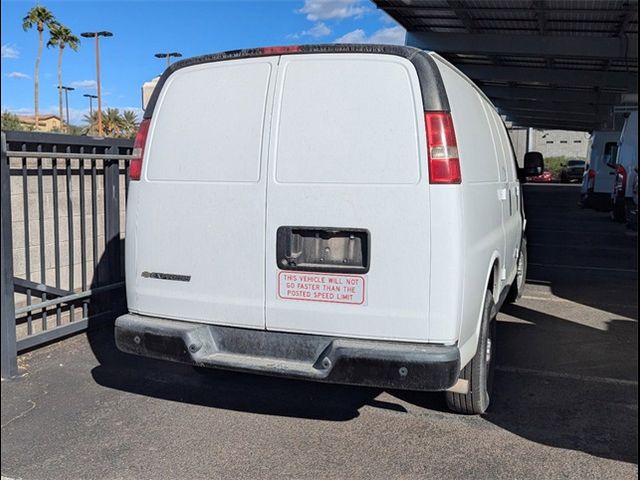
[1,111,27,131]
[103,108,124,137]
[121,110,139,138]
[83,108,137,138]
[47,23,80,133]
[22,5,58,131]
[66,124,84,136]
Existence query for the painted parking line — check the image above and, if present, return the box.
[496,365,638,387]
[528,263,638,273]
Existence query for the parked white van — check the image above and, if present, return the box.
[580,130,621,210]
[116,45,543,414]
[611,111,638,222]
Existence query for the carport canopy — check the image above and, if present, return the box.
[374,0,638,132]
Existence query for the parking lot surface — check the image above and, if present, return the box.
[1,184,637,480]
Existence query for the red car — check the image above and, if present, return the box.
[527,170,554,183]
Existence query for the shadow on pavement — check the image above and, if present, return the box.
[87,238,403,421]
[487,303,638,464]
[86,187,638,464]
[523,184,638,318]
[89,327,402,421]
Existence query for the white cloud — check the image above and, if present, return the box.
[368,26,406,44]
[333,29,366,43]
[298,0,369,21]
[289,22,332,39]
[334,26,406,45]
[1,44,19,59]
[1,106,32,115]
[302,22,332,37]
[6,71,30,80]
[69,80,97,89]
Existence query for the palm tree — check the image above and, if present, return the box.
[82,108,137,137]
[22,6,58,131]
[82,110,98,135]
[47,24,79,132]
[103,108,124,136]
[121,110,139,138]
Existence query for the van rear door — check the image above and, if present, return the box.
[127,57,278,329]
[264,54,432,342]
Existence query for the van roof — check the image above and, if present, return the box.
[143,44,450,119]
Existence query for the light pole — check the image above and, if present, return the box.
[83,93,98,126]
[80,31,113,136]
[154,52,182,68]
[58,85,75,131]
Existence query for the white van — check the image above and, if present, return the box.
[115,45,542,414]
[611,111,638,222]
[580,131,621,210]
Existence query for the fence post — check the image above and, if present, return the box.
[104,146,120,280]
[1,132,18,379]
[103,145,123,317]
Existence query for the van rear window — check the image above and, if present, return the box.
[274,55,421,184]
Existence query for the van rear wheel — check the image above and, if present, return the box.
[505,237,527,304]
[446,290,497,415]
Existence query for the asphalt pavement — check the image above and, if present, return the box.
[1,184,637,479]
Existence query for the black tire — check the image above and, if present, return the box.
[505,237,527,304]
[611,194,626,222]
[446,290,497,415]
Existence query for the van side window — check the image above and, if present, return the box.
[501,120,521,179]
[604,142,619,168]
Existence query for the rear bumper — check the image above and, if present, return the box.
[115,313,460,391]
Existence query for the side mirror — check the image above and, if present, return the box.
[519,151,544,181]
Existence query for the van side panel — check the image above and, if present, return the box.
[618,111,638,198]
[589,131,620,194]
[427,188,464,343]
[265,54,432,342]
[485,106,521,285]
[126,57,278,329]
[432,56,505,367]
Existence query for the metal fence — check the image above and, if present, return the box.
[1,131,133,378]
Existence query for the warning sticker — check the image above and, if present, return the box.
[278,271,365,305]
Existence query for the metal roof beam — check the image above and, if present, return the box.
[492,99,611,115]
[379,4,639,15]
[505,112,602,125]
[457,64,637,90]
[500,110,606,124]
[406,32,638,60]
[480,85,623,104]
[506,118,598,130]
[513,123,595,131]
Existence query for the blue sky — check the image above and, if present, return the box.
[1,0,405,124]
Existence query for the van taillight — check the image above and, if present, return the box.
[614,164,627,196]
[129,118,150,181]
[425,112,461,184]
[587,169,596,191]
